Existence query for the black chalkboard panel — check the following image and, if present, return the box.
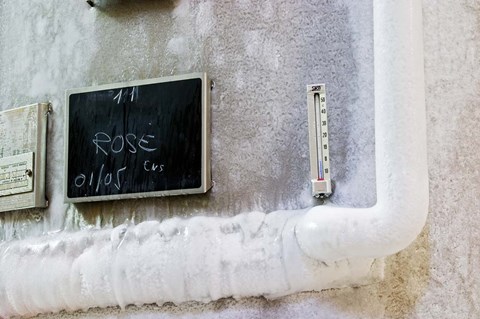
[64,73,211,203]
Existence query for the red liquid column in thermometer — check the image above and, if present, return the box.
[307,84,332,198]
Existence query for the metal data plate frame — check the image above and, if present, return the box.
[0,103,49,212]
[64,72,212,203]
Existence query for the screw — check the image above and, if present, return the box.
[46,103,53,116]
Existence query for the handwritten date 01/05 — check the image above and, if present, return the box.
[74,160,165,193]
[74,165,126,192]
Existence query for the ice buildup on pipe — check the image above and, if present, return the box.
[0,212,381,317]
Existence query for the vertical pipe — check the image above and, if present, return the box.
[296,0,428,261]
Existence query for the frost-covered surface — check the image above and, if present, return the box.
[0,1,476,318]
[0,0,375,240]
[0,211,380,317]
[0,0,382,318]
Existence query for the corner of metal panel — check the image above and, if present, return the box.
[202,72,213,192]
[64,91,71,204]
[35,103,50,208]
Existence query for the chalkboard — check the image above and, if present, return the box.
[64,73,211,203]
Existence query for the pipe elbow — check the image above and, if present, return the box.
[295,193,428,263]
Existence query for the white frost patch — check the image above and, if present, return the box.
[166,37,188,56]
[261,1,275,20]
[243,30,281,70]
[23,2,96,98]
[195,2,215,37]
[45,192,68,233]
[167,0,216,73]
[29,73,56,97]
[0,210,379,318]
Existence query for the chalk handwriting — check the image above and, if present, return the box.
[138,134,157,152]
[143,160,165,173]
[75,128,165,193]
[74,165,127,192]
[113,87,137,104]
[113,89,123,104]
[93,132,158,155]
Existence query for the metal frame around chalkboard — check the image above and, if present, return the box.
[64,72,212,203]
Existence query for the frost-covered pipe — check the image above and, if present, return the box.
[0,0,427,317]
[0,212,381,317]
[296,0,428,261]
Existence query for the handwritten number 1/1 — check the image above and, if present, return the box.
[113,87,136,104]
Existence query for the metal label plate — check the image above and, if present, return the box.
[0,152,34,196]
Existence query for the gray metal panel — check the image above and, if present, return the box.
[0,103,49,212]
[64,73,212,203]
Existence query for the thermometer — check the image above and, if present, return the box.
[307,84,332,198]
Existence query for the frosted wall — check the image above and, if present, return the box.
[0,0,374,241]
[2,0,477,318]
[0,0,376,316]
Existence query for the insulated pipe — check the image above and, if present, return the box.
[296,0,428,261]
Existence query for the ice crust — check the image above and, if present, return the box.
[0,210,377,317]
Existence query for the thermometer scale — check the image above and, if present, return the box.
[307,84,332,198]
